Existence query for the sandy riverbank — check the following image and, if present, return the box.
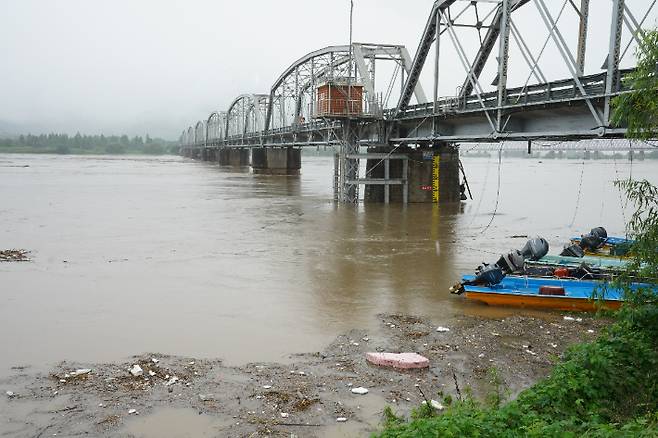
[0,312,608,437]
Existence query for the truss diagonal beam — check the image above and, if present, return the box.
[534,0,604,127]
[604,0,625,124]
[576,0,590,75]
[459,0,530,100]
[444,13,497,133]
[395,0,457,115]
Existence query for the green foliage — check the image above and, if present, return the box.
[0,132,175,155]
[611,29,658,140]
[612,180,658,305]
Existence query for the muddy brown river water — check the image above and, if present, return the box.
[0,152,656,381]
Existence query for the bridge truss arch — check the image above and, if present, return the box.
[206,111,227,145]
[194,121,206,146]
[184,127,194,147]
[264,43,428,131]
[225,94,270,140]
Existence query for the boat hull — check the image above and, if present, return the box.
[464,291,622,311]
[459,275,629,312]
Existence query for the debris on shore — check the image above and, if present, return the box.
[0,313,611,437]
[0,249,30,262]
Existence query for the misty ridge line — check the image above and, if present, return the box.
[0,133,178,156]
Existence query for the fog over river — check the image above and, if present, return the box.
[1,153,656,377]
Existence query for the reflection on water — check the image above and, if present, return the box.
[0,153,656,376]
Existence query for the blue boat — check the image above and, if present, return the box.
[570,236,634,257]
[459,275,635,311]
[571,236,634,246]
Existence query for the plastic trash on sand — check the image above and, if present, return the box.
[422,399,445,411]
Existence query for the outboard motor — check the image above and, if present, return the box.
[561,244,585,258]
[452,236,549,294]
[493,250,525,274]
[520,237,550,261]
[579,227,608,251]
[471,264,506,286]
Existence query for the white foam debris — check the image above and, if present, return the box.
[351,387,369,395]
[129,365,143,377]
[436,327,450,333]
[336,417,348,422]
[128,409,138,414]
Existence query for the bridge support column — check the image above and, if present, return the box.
[218,148,250,166]
[251,147,301,175]
[364,144,460,203]
[206,148,218,162]
[337,120,361,203]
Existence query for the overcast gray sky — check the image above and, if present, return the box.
[1,0,655,139]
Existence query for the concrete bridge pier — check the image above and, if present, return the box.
[364,144,460,203]
[218,148,250,166]
[202,148,217,162]
[251,147,301,175]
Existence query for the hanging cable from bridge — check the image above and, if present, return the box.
[479,142,505,235]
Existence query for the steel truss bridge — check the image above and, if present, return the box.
[180,0,654,203]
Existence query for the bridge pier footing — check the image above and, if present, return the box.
[251,147,301,175]
[203,148,218,162]
[218,148,250,166]
[364,145,460,203]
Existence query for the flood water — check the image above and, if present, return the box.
[1,152,656,377]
